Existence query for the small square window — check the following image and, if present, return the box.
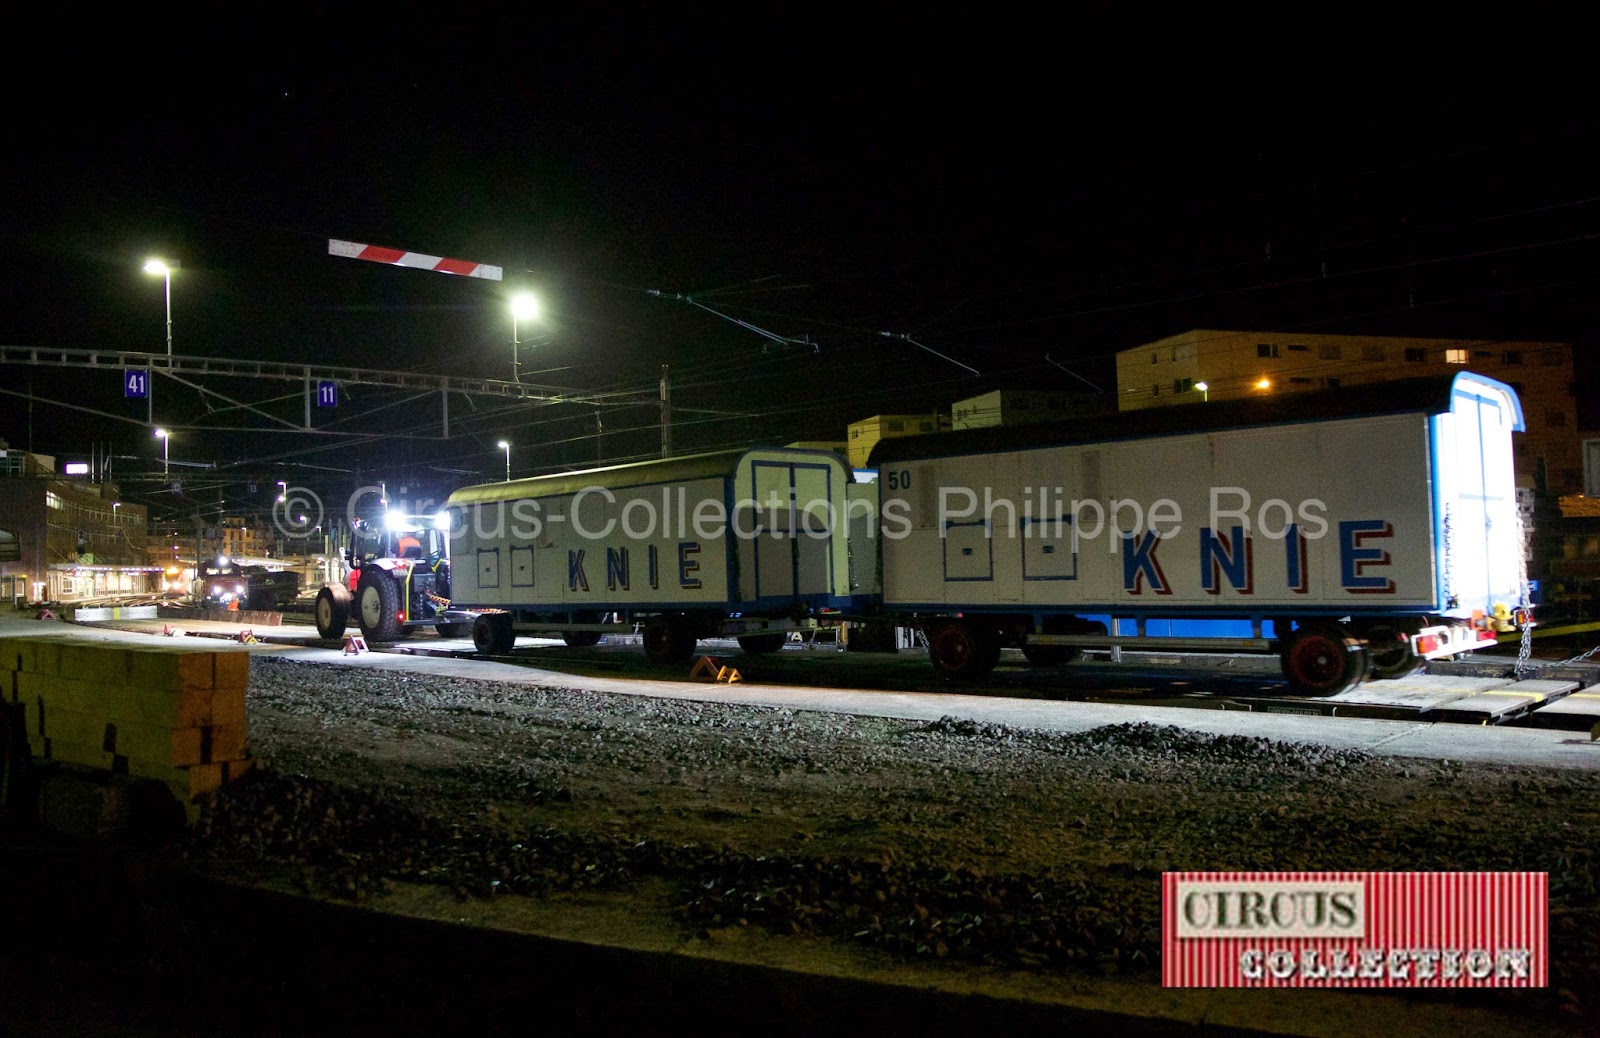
[1445,349,1469,364]
[1502,350,1525,365]
[1174,377,1193,394]
[1257,343,1280,358]
[1362,345,1386,362]
[1405,348,1427,362]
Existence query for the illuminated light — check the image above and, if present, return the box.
[63,462,89,475]
[384,512,412,533]
[510,293,539,321]
[142,258,171,277]
[1255,378,1272,390]
[434,510,453,530]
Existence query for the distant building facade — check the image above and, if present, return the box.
[1115,329,1586,494]
[0,446,155,603]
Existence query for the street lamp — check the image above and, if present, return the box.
[153,428,169,478]
[1195,380,1209,402]
[142,258,174,357]
[497,440,511,482]
[510,293,539,383]
[276,480,287,503]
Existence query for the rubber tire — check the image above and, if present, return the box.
[355,570,404,643]
[314,584,351,640]
[737,633,787,654]
[1280,621,1370,697]
[437,622,474,639]
[1360,621,1426,680]
[928,620,1001,680]
[643,615,696,664]
[472,613,515,655]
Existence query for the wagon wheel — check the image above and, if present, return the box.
[1280,621,1369,697]
[928,620,1000,680]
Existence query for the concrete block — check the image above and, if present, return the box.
[20,672,219,728]
[213,649,251,690]
[58,643,133,684]
[126,646,221,692]
[210,687,247,727]
[42,707,204,769]
[30,641,62,677]
[0,639,36,673]
[206,722,248,762]
[43,736,114,770]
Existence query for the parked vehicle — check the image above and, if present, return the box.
[442,447,857,658]
[866,371,1529,695]
[312,514,475,642]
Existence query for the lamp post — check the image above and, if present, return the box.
[497,441,511,482]
[1195,380,1209,403]
[510,293,539,383]
[154,428,169,478]
[276,480,287,503]
[142,259,173,357]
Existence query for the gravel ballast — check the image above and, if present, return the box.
[178,656,1599,1029]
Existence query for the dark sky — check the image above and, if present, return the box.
[4,23,1598,522]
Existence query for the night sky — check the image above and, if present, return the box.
[4,25,1597,525]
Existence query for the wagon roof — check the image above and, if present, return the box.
[445,447,842,506]
[869,372,1522,466]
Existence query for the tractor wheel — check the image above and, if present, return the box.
[437,622,474,639]
[643,614,696,664]
[314,584,351,640]
[1280,621,1370,697]
[355,570,404,642]
[737,632,787,654]
[928,620,1001,680]
[472,613,515,655]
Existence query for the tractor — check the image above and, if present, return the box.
[313,514,477,642]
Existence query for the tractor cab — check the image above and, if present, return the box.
[316,512,470,643]
[348,516,449,569]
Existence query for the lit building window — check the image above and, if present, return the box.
[1445,349,1468,364]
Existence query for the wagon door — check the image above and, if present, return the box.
[1436,379,1523,613]
[745,461,837,605]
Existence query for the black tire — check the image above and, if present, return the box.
[355,570,404,642]
[1359,620,1426,680]
[314,584,351,639]
[437,622,473,639]
[472,613,515,654]
[737,632,787,654]
[643,615,696,664]
[928,620,1000,680]
[1280,621,1369,697]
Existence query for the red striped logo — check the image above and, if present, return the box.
[1162,871,1547,987]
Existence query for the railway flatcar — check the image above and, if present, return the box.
[442,447,856,659]
[867,371,1529,695]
